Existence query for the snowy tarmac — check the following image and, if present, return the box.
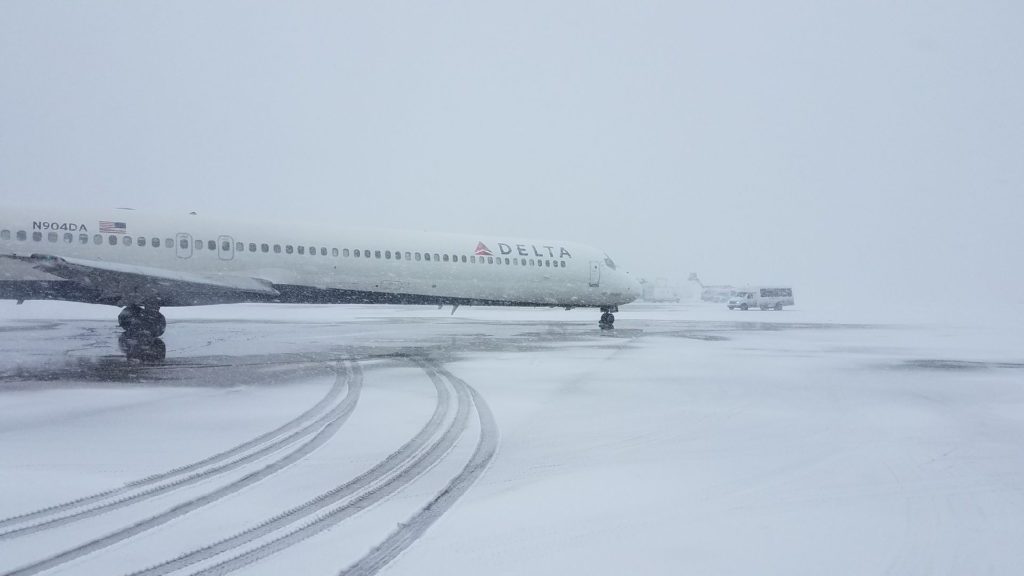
[1,302,1023,576]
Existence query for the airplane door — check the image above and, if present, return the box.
[176,233,193,259]
[218,235,234,261]
[589,261,601,287]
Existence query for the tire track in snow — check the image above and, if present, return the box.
[126,359,455,576]
[0,363,354,541]
[1,361,362,576]
[0,362,346,532]
[339,361,498,576]
[178,358,480,576]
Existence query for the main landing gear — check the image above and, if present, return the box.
[599,305,618,330]
[117,305,167,361]
[118,304,167,337]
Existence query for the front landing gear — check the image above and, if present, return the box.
[118,305,166,337]
[598,305,618,330]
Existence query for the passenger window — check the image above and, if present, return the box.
[395,251,401,260]
[424,253,430,261]
[375,250,381,259]
[434,253,440,262]
[415,252,421,261]
[342,248,349,257]
[17,230,27,241]
[405,252,411,260]
[545,260,550,267]
[322,248,328,256]
[310,246,316,255]
[274,244,281,253]
[137,236,146,247]
[461,255,467,263]
[354,249,360,257]
[385,250,392,259]
[195,240,202,250]
[470,256,476,263]
[560,261,566,268]
[298,245,305,255]
[261,243,269,253]
[208,240,216,251]
[152,238,160,248]
[331,248,338,257]
[443,254,449,262]
[47,232,57,242]
[529,259,535,266]
[249,243,256,252]
[80,234,89,244]
[32,231,42,241]
[513,258,518,265]
[487,257,493,264]
[123,236,132,246]
[222,241,231,251]
[0,230,8,240]
[109,235,118,245]
[236,242,244,252]
[286,245,293,254]
[180,238,189,249]
[166,238,173,248]
[64,232,73,243]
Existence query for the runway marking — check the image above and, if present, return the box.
[0,363,347,531]
[1,362,362,576]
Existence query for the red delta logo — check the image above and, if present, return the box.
[473,241,573,259]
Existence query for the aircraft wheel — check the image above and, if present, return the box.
[599,312,615,330]
[120,306,166,337]
[145,310,167,337]
[118,305,142,330]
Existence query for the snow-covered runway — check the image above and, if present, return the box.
[1,302,1023,575]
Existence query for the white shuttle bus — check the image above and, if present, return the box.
[727,286,795,311]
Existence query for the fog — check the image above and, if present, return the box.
[2,1,1022,321]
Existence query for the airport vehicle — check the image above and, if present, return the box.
[0,205,639,335]
[727,287,794,310]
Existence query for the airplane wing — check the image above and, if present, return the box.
[6,254,279,307]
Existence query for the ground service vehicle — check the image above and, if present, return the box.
[727,287,794,310]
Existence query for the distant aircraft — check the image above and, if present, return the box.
[0,205,640,336]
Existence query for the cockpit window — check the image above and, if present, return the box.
[604,255,617,270]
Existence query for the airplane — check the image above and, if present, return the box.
[0,205,640,340]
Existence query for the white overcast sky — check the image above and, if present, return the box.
[2,1,1022,317]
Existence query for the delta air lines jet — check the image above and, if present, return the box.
[0,205,640,339]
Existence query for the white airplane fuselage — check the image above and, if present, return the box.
[0,205,639,311]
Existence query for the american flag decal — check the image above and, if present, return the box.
[474,242,492,256]
[99,221,127,234]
